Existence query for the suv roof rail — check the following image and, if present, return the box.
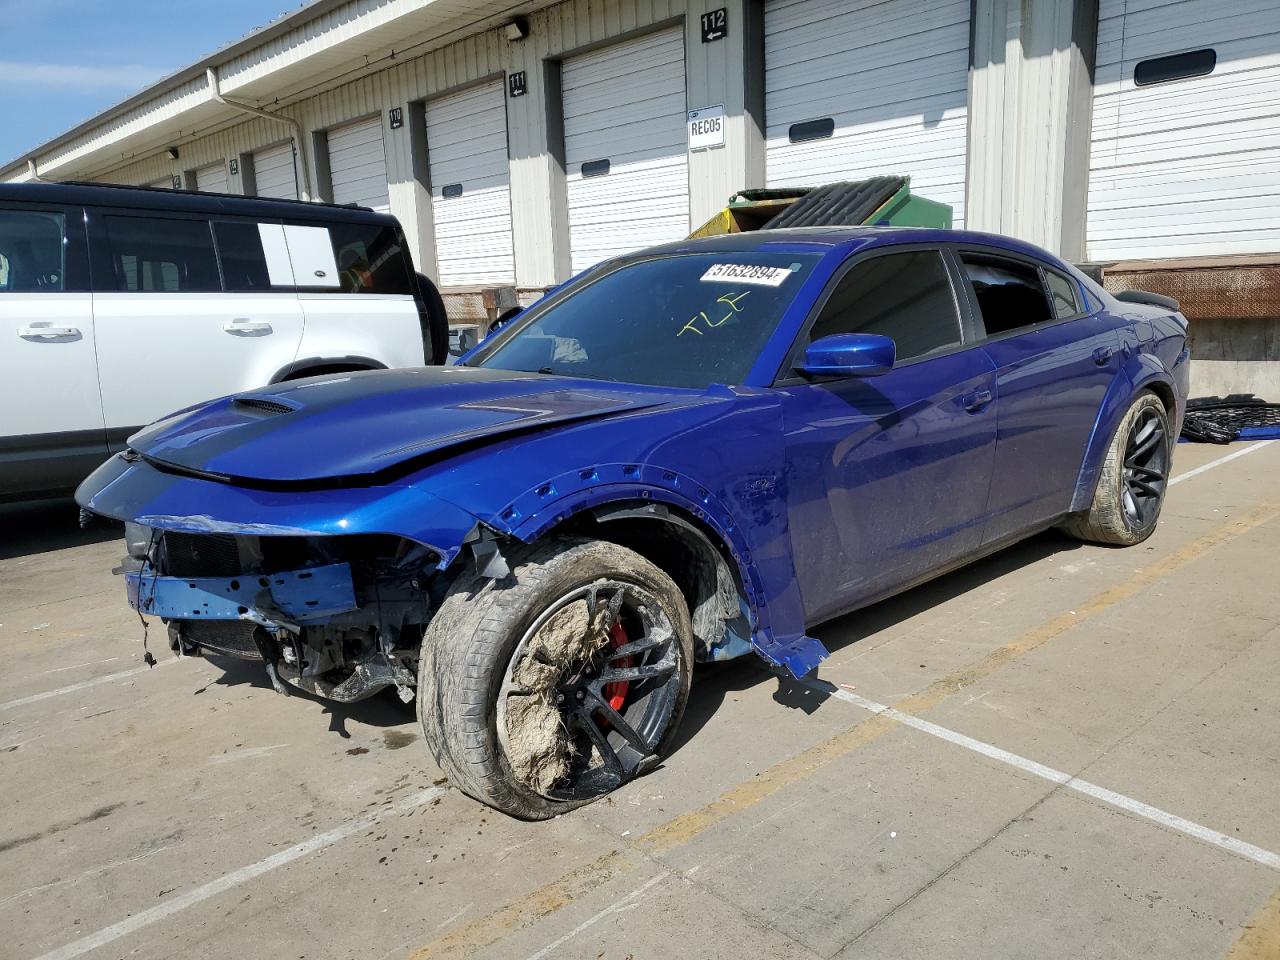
[32,179,374,214]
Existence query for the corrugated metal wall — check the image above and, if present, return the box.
[1088,0,1280,261]
[92,0,704,289]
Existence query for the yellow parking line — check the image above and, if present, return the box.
[408,852,634,960]
[1223,885,1280,960]
[410,502,1280,960]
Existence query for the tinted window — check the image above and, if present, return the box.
[0,210,66,292]
[807,251,962,362]
[960,255,1052,336]
[213,221,273,291]
[329,222,412,294]
[1134,48,1215,86]
[1044,269,1082,318]
[473,252,821,389]
[789,118,834,143]
[102,216,220,292]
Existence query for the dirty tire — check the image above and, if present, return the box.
[417,538,694,820]
[1061,391,1171,546]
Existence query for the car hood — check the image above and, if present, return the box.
[130,366,698,484]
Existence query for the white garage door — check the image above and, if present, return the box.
[194,162,229,194]
[562,27,689,274]
[426,81,515,286]
[254,142,299,200]
[764,0,971,226]
[1087,0,1280,260]
[328,116,390,212]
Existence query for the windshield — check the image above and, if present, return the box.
[471,252,820,389]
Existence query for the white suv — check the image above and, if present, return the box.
[0,182,445,502]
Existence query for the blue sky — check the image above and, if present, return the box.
[0,0,297,165]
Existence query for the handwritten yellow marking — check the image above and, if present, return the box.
[677,293,751,335]
[716,291,750,312]
[677,314,705,337]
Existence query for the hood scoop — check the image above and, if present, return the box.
[232,395,299,417]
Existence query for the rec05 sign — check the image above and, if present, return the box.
[687,105,725,151]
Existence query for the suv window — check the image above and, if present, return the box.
[328,222,412,294]
[213,220,274,291]
[807,250,962,363]
[1044,269,1082,318]
[960,255,1053,336]
[102,215,220,292]
[0,209,66,292]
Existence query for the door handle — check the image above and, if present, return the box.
[223,318,273,336]
[1092,346,1114,366]
[18,324,80,340]
[962,388,994,413]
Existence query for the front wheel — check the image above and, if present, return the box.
[417,538,694,819]
[1062,391,1171,546]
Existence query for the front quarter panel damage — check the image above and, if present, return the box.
[78,382,830,685]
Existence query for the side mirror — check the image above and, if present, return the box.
[797,333,896,379]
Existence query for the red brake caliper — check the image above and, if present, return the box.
[603,620,634,713]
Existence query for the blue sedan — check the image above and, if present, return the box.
[77,226,1189,818]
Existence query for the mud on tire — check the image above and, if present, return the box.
[417,537,694,820]
[1061,391,1171,546]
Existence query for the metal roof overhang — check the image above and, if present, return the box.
[3,0,535,181]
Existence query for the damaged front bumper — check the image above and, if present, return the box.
[127,562,359,628]
[117,524,446,703]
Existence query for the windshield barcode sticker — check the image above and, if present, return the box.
[700,263,793,287]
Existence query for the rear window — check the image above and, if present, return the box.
[472,252,820,389]
[0,209,66,292]
[329,222,413,294]
[960,255,1053,336]
[213,220,273,291]
[1044,269,1082,318]
[102,215,220,293]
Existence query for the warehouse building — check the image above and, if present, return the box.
[4,0,1277,391]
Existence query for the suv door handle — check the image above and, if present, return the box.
[223,318,273,336]
[18,324,80,340]
[1092,346,1114,366]
[962,388,994,413]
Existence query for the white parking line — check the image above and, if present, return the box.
[0,658,179,712]
[30,785,449,960]
[524,872,669,960]
[1170,438,1277,486]
[810,681,1280,872]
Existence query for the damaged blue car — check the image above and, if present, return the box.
[78,227,1189,818]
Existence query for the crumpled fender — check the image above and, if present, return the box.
[480,462,828,679]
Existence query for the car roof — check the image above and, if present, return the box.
[0,181,398,226]
[632,225,1063,265]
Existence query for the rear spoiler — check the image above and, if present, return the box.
[1114,289,1180,312]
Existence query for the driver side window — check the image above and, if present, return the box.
[807,250,962,363]
[0,209,67,292]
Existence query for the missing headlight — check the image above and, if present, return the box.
[124,521,153,560]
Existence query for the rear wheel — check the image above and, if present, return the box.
[1062,392,1171,546]
[418,538,693,819]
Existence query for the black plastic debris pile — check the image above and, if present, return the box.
[1180,395,1280,444]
